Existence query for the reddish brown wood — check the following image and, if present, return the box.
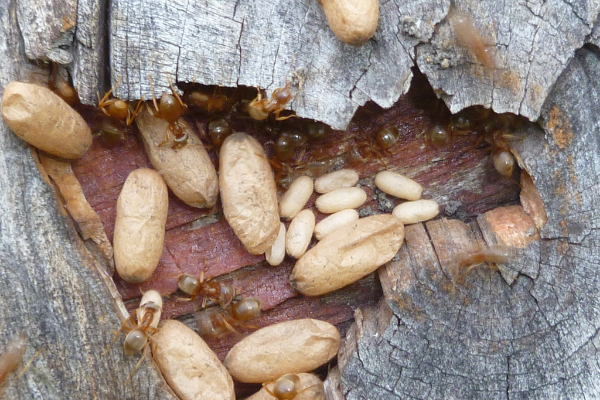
[70,73,523,382]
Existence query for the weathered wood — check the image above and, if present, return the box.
[417,0,598,119]
[0,0,177,398]
[93,0,600,130]
[338,46,600,399]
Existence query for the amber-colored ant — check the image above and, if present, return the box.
[0,334,27,386]
[247,80,296,121]
[448,9,497,71]
[148,73,189,148]
[97,77,144,126]
[454,244,516,282]
[197,297,262,338]
[185,86,230,115]
[48,62,80,106]
[177,272,236,308]
[104,291,162,382]
[207,118,233,146]
[262,373,324,400]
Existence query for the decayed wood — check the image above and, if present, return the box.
[89,0,600,130]
[0,0,177,398]
[417,0,599,119]
[338,47,600,399]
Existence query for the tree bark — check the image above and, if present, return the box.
[338,46,600,399]
[2,0,600,398]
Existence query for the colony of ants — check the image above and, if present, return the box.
[42,62,532,396]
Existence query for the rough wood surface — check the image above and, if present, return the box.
[338,46,600,399]
[79,0,600,130]
[0,1,177,398]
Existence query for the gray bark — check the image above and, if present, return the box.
[92,0,600,130]
[0,0,177,398]
[338,46,600,399]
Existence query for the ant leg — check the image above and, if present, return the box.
[165,72,186,108]
[16,348,43,379]
[126,96,146,126]
[102,315,136,355]
[125,345,149,385]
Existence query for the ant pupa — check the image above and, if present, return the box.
[148,73,189,148]
[97,77,145,126]
[104,290,162,382]
[197,297,262,338]
[177,272,236,308]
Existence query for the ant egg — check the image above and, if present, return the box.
[291,214,404,296]
[220,133,280,255]
[392,199,439,224]
[375,126,400,150]
[286,209,315,259]
[279,176,314,220]
[314,209,359,240]
[315,187,367,214]
[266,223,286,266]
[314,169,359,194]
[375,171,423,201]
[208,118,232,145]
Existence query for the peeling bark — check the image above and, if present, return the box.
[339,46,600,399]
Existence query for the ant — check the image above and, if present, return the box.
[0,333,42,396]
[185,86,230,115]
[262,373,324,400]
[448,9,497,72]
[375,125,400,151]
[197,297,262,338]
[97,76,145,126]
[454,244,516,282]
[177,272,236,308]
[104,290,162,382]
[48,62,80,106]
[247,80,296,121]
[148,73,189,148]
